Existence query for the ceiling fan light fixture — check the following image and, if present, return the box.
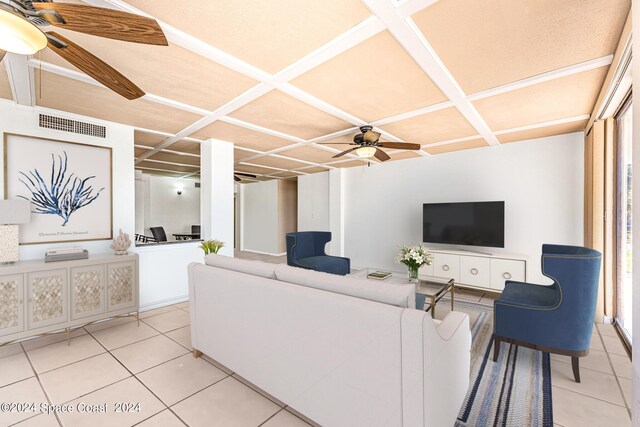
[355,146,377,158]
[0,9,47,55]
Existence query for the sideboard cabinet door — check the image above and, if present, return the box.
[27,269,68,330]
[71,265,106,320]
[107,262,137,311]
[0,274,25,337]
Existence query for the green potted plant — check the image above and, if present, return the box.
[200,239,224,255]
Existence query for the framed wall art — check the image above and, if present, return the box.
[4,133,113,245]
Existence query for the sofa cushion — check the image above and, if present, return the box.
[205,254,277,279]
[274,264,415,308]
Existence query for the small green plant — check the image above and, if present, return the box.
[200,239,224,255]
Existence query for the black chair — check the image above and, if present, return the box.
[150,227,167,242]
[191,225,201,239]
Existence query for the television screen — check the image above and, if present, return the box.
[422,201,505,248]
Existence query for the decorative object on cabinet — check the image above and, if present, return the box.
[111,229,132,255]
[396,243,433,282]
[200,239,224,255]
[0,199,30,264]
[4,134,112,245]
[0,253,138,346]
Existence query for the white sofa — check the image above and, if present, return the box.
[188,255,471,427]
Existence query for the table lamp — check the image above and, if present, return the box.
[0,199,30,264]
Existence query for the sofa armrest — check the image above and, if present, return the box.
[435,311,469,341]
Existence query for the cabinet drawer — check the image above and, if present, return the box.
[27,269,68,330]
[490,259,526,291]
[432,253,459,282]
[71,265,106,320]
[460,256,491,288]
[0,274,24,337]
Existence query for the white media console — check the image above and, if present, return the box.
[421,249,527,292]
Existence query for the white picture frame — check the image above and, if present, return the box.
[4,133,113,245]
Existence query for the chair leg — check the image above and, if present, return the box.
[493,336,500,362]
[572,356,580,383]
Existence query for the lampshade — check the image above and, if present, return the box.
[355,146,377,158]
[0,9,47,55]
[0,199,31,224]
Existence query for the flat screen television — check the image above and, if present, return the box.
[422,201,505,248]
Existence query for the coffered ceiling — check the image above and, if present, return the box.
[1,0,630,182]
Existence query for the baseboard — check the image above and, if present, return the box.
[139,295,189,312]
[239,249,286,257]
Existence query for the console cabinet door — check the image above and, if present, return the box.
[107,262,137,311]
[490,259,526,291]
[460,256,491,288]
[0,274,24,337]
[432,253,460,282]
[71,265,106,320]
[27,269,68,330]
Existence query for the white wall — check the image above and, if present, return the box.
[631,2,639,420]
[298,172,330,231]
[140,174,200,239]
[240,179,279,254]
[343,133,584,284]
[0,101,135,260]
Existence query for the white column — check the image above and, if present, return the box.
[328,168,345,256]
[201,138,235,257]
[631,2,640,422]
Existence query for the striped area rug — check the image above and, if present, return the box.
[439,298,553,427]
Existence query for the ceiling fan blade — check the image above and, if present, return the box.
[374,148,391,162]
[377,142,422,150]
[332,147,359,158]
[235,172,257,178]
[363,130,381,143]
[234,175,241,182]
[46,32,145,100]
[33,3,168,46]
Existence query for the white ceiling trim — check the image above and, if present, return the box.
[218,116,306,144]
[467,55,613,102]
[5,53,35,106]
[238,162,288,172]
[370,100,452,126]
[137,158,198,168]
[493,114,591,135]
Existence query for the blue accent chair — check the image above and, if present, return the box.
[493,244,602,383]
[286,232,350,275]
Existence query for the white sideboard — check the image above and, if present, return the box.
[421,249,527,292]
[0,253,138,345]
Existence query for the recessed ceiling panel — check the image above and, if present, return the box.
[134,147,150,157]
[330,160,367,168]
[136,168,183,178]
[235,149,255,161]
[170,140,201,155]
[387,151,421,161]
[425,138,488,155]
[498,120,587,144]
[36,71,201,133]
[0,63,12,100]
[249,156,309,170]
[473,68,607,131]
[279,145,343,164]
[137,161,197,173]
[148,151,200,166]
[191,120,295,151]
[381,107,477,145]
[235,164,278,175]
[298,166,330,174]
[271,171,303,178]
[291,31,446,122]
[135,131,166,147]
[413,0,630,93]
[125,0,371,73]
[229,91,351,139]
[40,29,257,111]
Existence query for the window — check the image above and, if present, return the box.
[615,96,632,344]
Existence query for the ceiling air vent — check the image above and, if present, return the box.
[39,114,107,138]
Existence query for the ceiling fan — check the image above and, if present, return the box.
[234,172,257,182]
[0,0,168,100]
[318,126,421,162]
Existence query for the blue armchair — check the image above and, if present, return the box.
[286,232,350,275]
[493,244,602,383]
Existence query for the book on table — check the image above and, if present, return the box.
[367,271,392,280]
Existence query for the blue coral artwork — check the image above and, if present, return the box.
[18,151,105,226]
[5,134,112,244]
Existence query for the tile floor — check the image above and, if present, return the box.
[0,250,633,426]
